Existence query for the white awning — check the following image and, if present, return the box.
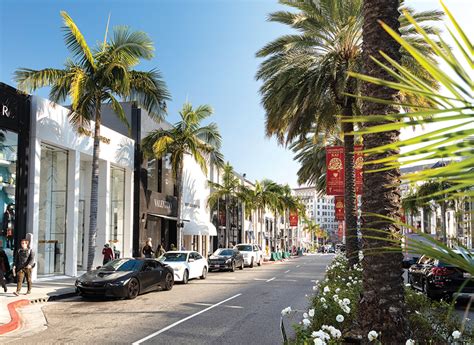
[182,220,217,236]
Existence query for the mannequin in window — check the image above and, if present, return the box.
[3,204,14,249]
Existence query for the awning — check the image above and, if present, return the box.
[148,213,178,221]
[182,220,217,236]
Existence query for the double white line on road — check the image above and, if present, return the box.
[132,293,242,344]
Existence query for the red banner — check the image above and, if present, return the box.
[326,146,345,195]
[354,145,363,195]
[289,212,298,227]
[337,222,344,241]
[335,196,344,221]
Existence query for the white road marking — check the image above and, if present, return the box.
[284,270,291,273]
[296,265,301,268]
[253,278,267,281]
[266,277,276,282]
[132,293,242,344]
[275,279,297,282]
[192,303,243,309]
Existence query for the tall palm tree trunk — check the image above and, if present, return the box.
[176,159,184,250]
[87,99,102,272]
[358,0,407,342]
[225,195,230,247]
[342,102,359,268]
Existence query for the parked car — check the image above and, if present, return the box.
[208,248,244,272]
[408,253,474,299]
[75,258,174,299]
[234,244,263,268]
[158,251,208,284]
[402,256,420,269]
[335,243,345,253]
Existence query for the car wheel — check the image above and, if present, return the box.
[422,280,435,299]
[258,257,262,266]
[249,258,254,268]
[230,261,235,272]
[183,270,189,284]
[201,267,207,279]
[163,272,173,291]
[240,260,244,270]
[127,278,140,299]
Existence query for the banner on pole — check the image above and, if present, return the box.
[335,196,344,221]
[337,222,344,241]
[326,146,345,195]
[354,145,363,195]
[289,212,298,227]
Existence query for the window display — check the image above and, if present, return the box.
[0,130,17,250]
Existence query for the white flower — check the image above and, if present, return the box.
[343,298,350,305]
[405,283,411,287]
[281,307,292,316]
[342,305,351,314]
[452,330,461,339]
[312,330,330,340]
[308,309,315,317]
[333,294,339,302]
[347,282,352,287]
[302,318,311,328]
[335,288,341,293]
[323,286,330,293]
[368,330,379,342]
[313,286,318,291]
[322,304,328,309]
[313,338,325,345]
[333,329,342,338]
[336,314,344,323]
[320,297,326,303]
[406,340,415,345]
[303,312,308,319]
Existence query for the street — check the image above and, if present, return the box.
[8,255,333,345]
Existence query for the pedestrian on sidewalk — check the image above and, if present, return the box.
[142,238,154,258]
[155,244,166,258]
[12,239,35,296]
[102,244,114,265]
[0,240,10,293]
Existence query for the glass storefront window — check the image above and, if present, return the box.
[38,145,68,275]
[110,166,125,258]
[147,159,162,193]
[0,129,18,252]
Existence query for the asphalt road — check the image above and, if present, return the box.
[10,254,333,345]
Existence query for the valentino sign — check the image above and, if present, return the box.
[154,199,171,210]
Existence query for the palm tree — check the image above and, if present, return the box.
[357,0,407,341]
[256,0,442,268]
[142,103,222,250]
[401,189,419,229]
[14,11,170,271]
[207,163,243,247]
[279,184,301,252]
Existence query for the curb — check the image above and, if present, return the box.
[0,299,30,335]
[47,291,77,302]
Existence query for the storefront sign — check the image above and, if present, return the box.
[335,196,344,221]
[354,145,363,195]
[326,146,344,195]
[289,212,298,227]
[78,126,111,144]
[147,191,177,217]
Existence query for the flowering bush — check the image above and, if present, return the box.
[283,253,474,345]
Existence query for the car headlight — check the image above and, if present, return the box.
[107,278,130,287]
[225,259,232,264]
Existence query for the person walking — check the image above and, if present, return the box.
[142,238,154,258]
[0,240,10,293]
[102,244,114,265]
[12,239,35,296]
[155,244,166,258]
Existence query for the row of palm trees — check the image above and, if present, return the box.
[255,0,445,342]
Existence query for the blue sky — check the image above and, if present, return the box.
[0,0,471,187]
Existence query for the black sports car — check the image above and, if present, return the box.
[208,248,244,272]
[75,258,174,299]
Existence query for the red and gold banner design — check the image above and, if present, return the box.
[289,212,298,227]
[337,222,344,240]
[326,146,345,195]
[335,196,344,221]
[354,145,363,195]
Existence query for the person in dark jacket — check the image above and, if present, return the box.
[142,238,154,258]
[102,244,114,265]
[155,244,166,258]
[0,240,10,293]
[12,239,35,296]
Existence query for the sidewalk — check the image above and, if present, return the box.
[0,276,77,335]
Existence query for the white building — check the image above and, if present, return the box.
[29,96,135,279]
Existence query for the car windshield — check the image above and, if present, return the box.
[160,253,187,262]
[100,259,142,272]
[213,249,234,256]
[236,245,252,252]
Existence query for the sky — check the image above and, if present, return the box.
[0,0,471,187]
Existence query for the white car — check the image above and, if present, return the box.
[234,244,263,268]
[158,251,208,284]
